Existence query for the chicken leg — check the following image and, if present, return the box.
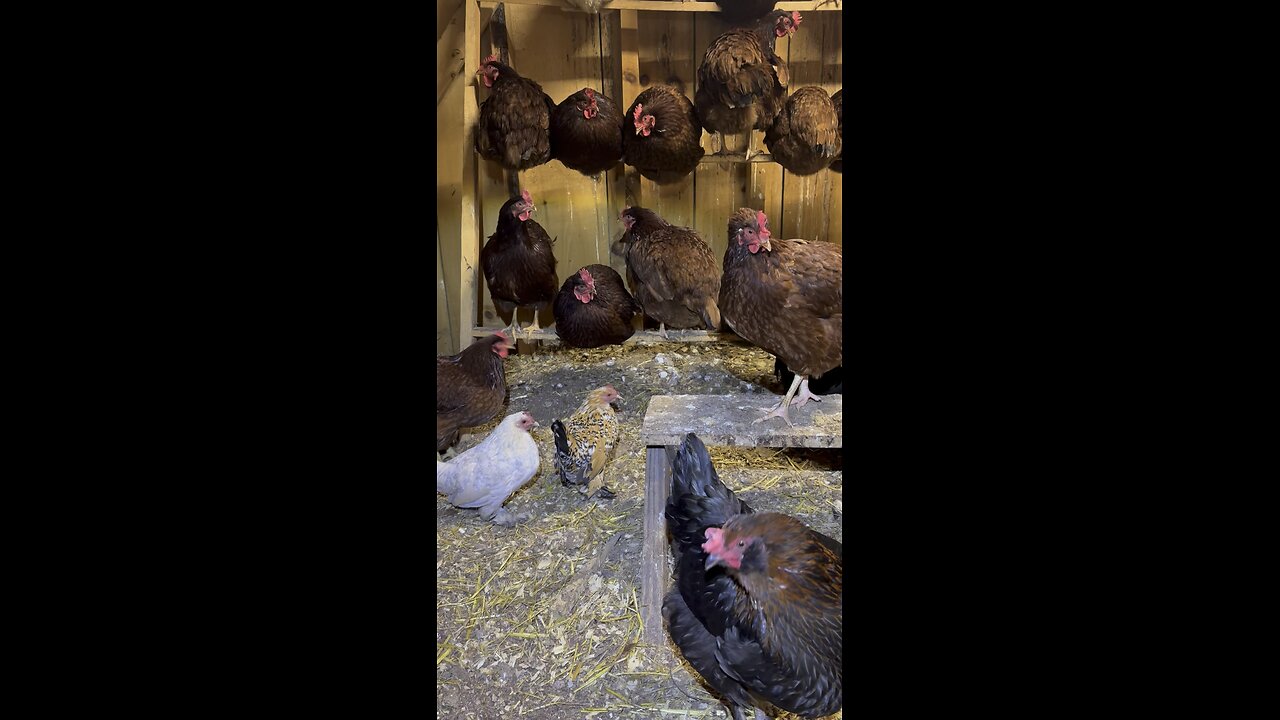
[790,377,822,409]
[753,372,804,426]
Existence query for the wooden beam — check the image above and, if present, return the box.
[459,0,482,354]
[470,326,747,343]
[478,0,842,11]
[698,152,778,164]
[619,9,641,209]
[640,445,675,648]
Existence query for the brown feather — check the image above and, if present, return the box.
[474,60,555,171]
[764,86,841,176]
[622,85,704,184]
[436,334,510,452]
[614,207,722,330]
[550,88,624,176]
[720,208,841,379]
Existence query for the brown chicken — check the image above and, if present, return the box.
[481,189,559,336]
[622,85,705,185]
[720,208,841,425]
[474,56,556,171]
[612,206,721,337]
[436,332,511,454]
[552,264,641,348]
[764,86,841,176]
[715,0,779,27]
[550,87,623,177]
[829,89,843,173]
[665,432,842,720]
[694,10,801,159]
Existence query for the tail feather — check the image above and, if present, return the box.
[699,298,721,331]
[551,419,580,485]
[666,433,751,552]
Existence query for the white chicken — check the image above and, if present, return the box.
[437,411,541,527]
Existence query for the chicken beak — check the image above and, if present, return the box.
[704,552,722,571]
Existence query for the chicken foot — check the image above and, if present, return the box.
[790,377,822,409]
[753,372,805,426]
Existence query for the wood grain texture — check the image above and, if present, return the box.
[641,444,675,647]
[780,11,842,242]
[635,10,696,229]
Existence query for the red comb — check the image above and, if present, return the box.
[520,189,532,204]
[792,11,803,26]
[482,54,499,65]
[579,267,592,281]
[585,88,595,99]
[632,104,643,122]
[756,210,768,228]
[495,330,509,342]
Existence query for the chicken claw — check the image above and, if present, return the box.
[752,402,794,427]
[790,378,822,409]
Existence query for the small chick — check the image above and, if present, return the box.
[551,386,622,500]
[437,411,541,527]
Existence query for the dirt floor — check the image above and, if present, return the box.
[436,339,843,719]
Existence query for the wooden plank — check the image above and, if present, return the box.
[460,0,483,354]
[619,9,643,216]
[779,10,839,242]
[640,444,675,648]
[437,223,455,355]
[602,11,633,282]
[640,394,843,447]
[827,16,843,246]
[470,326,747,343]
[479,0,844,11]
[697,153,776,164]
[693,10,745,264]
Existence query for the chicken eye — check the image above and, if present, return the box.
[737,540,745,548]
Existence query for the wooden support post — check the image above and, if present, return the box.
[459,0,482,354]
[619,9,641,209]
[641,444,675,648]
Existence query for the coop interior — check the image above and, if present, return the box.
[437,2,844,718]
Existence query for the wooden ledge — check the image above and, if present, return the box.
[641,394,842,448]
[477,1,842,12]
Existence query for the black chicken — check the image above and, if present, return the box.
[550,87,624,177]
[664,433,842,720]
[552,265,641,348]
[481,190,559,337]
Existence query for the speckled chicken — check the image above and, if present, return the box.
[481,189,559,336]
[437,411,540,527]
[764,85,841,176]
[436,332,511,454]
[720,209,841,426]
[695,10,801,159]
[622,85,705,184]
[551,87,623,177]
[611,206,722,337]
[551,385,622,500]
[829,89,843,173]
[474,56,556,170]
[553,265,641,348]
[664,432,842,720]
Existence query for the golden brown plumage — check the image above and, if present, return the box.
[764,86,841,176]
[436,333,512,453]
[694,10,800,154]
[550,87,623,177]
[551,385,622,499]
[474,57,556,170]
[612,206,721,333]
[622,85,705,184]
[720,208,841,425]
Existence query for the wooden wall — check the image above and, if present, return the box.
[437,3,843,355]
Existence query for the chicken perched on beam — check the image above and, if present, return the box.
[664,432,842,720]
[719,209,841,426]
[551,385,622,500]
[481,189,559,337]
